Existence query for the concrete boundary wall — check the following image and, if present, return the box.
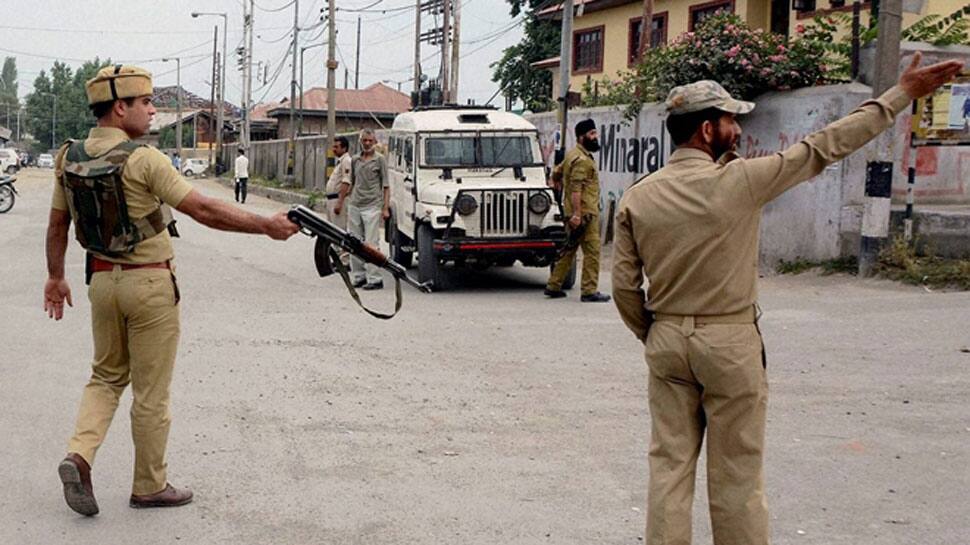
[222,132,374,190]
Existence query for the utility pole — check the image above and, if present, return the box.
[637,0,654,61]
[441,0,451,103]
[557,0,573,162]
[326,0,337,168]
[413,0,421,100]
[858,0,902,276]
[192,11,227,172]
[209,25,217,169]
[449,0,461,102]
[355,16,361,89]
[287,0,300,183]
[242,0,254,149]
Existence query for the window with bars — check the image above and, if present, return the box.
[572,26,604,74]
[628,13,668,66]
[689,0,734,30]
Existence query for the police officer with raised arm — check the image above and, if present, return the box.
[611,54,963,545]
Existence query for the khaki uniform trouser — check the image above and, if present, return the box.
[67,266,181,496]
[547,215,600,294]
[644,308,769,545]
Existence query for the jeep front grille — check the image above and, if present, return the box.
[479,191,526,237]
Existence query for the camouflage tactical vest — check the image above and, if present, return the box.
[60,140,177,256]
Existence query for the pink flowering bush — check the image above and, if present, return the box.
[597,13,836,117]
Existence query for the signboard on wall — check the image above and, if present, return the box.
[911,73,970,147]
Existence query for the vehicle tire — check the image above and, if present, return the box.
[184,169,194,177]
[0,186,14,213]
[389,217,414,268]
[5,165,16,175]
[417,223,447,290]
[550,254,577,290]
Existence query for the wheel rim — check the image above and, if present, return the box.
[0,187,13,212]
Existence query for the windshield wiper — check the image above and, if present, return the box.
[490,166,508,177]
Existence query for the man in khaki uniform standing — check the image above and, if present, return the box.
[44,65,299,516]
[611,54,963,545]
[545,119,610,302]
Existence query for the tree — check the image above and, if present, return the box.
[0,57,19,130]
[159,125,193,149]
[24,57,110,152]
[491,0,560,112]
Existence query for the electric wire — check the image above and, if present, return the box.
[254,0,297,13]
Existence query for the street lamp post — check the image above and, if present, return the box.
[192,11,227,173]
[300,42,326,136]
[161,57,182,160]
[40,91,57,150]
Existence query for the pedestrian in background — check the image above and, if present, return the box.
[611,54,964,545]
[44,64,299,517]
[328,136,352,230]
[234,147,249,204]
[544,119,611,303]
[341,128,389,290]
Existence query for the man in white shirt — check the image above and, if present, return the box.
[326,136,352,229]
[234,148,249,204]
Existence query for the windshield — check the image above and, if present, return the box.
[424,135,534,167]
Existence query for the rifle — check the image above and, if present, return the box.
[556,213,592,260]
[287,205,431,319]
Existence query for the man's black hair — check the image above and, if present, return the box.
[89,97,136,119]
[238,148,245,155]
[666,107,728,146]
[335,136,349,150]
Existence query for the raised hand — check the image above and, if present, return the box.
[899,51,965,99]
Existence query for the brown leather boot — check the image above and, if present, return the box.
[129,483,193,508]
[58,453,99,516]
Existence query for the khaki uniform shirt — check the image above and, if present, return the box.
[612,86,912,340]
[562,144,600,217]
[51,127,195,265]
[326,153,352,194]
[348,152,388,209]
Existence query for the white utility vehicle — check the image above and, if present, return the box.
[384,106,569,289]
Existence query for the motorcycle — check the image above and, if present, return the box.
[0,175,18,213]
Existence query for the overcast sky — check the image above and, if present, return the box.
[2,0,525,109]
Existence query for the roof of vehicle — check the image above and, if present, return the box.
[39,153,54,158]
[391,108,537,133]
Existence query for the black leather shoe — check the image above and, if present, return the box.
[352,278,367,288]
[58,453,99,516]
[543,288,567,298]
[580,292,612,302]
[363,281,384,290]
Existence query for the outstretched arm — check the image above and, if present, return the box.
[175,190,299,240]
[743,52,964,206]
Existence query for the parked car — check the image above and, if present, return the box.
[181,158,209,177]
[0,148,20,174]
[36,153,55,169]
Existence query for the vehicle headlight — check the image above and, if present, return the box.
[528,192,551,215]
[455,194,478,216]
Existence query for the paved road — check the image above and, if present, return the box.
[2,167,968,545]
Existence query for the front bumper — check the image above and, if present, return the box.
[432,236,564,260]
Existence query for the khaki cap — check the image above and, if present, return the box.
[665,80,755,116]
[85,65,153,105]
